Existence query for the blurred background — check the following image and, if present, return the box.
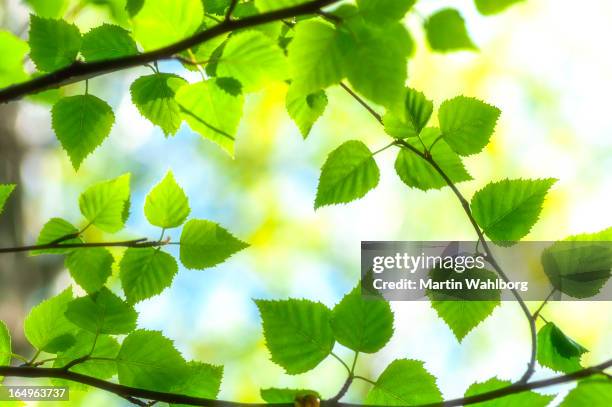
[0,0,611,405]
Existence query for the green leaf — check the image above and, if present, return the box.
[331,285,393,353]
[79,173,131,233]
[28,15,81,71]
[117,330,188,392]
[342,19,412,111]
[438,96,500,156]
[254,0,305,12]
[365,359,443,405]
[542,241,612,299]
[0,321,10,372]
[255,299,334,374]
[471,178,556,243]
[424,9,476,53]
[0,31,28,88]
[24,288,78,353]
[428,266,500,341]
[537,322,587,373]
[130,73,188,136]
[144,171,190,229]
[286,86,327,138]
[53,332,119,381]
[395,127,472,191]
[383,89,433,139]
[474,0,525,15]
[288,20,345,95]
[81,24,138,62]
[120,247,178,303]
[65,287,137,335]
[0,184,16,216]
[465,377,554,406]
[203,0,230,15]
[216,31,288,91]
[24,0,69,18]
[260,388,320,403]
[32,217,82,255]
[315,140,380,209]
[176,79,244,156]
[170,362,223,406]
[179,219,248,270]
[357,0,416,22]
[52,94,115,170]
[130,0,203,50]
[559,379,612,407]
[65,248,114,293]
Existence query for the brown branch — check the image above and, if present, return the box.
[0,237,168,254]
[0,359,609,406]
[0,0,342,104]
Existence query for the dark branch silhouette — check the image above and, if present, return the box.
[0,0,342,104]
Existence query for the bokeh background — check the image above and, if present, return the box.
[0,0,611,405]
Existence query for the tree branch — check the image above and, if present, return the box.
[0,237,168,254]
[338,83,539,383]
[0,359,609,406]
[0,0,342,104]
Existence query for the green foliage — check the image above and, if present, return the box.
[542,240,612,298]
[315,140,380,208]
[65,287,138,335]
[425,9,476,53]
[170,362,223,404]
[28,15,81,71]
[356,0,416,23]
[120,247,178,303]
[130,73,188,136]
[130,0,203,50]
[144,171,191,228]
[53,332,119,380]
[383,89,433,139]
[32,217,82,255]
[537,322,587,373]
[81,24,138,62]
[216,31,288,91]
[395,128,472,191]
[286,87,328,138]
[24,288,78,353]
[427,266,500,341]
[25,0,69,18]
[341,13,412,111]
[179,219,248,270]
[51,94,115,170]
[365,359,443,405]
[116,330,188,391]
[474,0,525,16]
[176,79,244,155]
[559,379,612,407]
[288,20,345,96]
[0,32,28,88]
[260,388,320,403]
[438,96,500,156]
[255,299,334,374]
[465,377,554,406]
[65,248,113,293]
[330,285,393,353]
[471,178,556,242]
[0,321,10,372]
[0,184,16,215]
[255,0,305,12]
[79,173,131,233]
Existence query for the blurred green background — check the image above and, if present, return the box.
[0,0,611,405]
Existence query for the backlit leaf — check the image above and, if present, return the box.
[474,0,525,15]
[120,247,178,303]
[0,185,16,216]
[28,15,81,71]
[66,287,137,335]
[425,9,476,53]
[65,248,114,293]
[81,24,137,61]
[465,377,554,406]
[0,32,28,88]
[286,86,327,139]
[79,174,131,233]
[144,171,190,229]
[32,218,81,255]
[383,89,433,139]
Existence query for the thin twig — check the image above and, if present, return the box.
[0,359,609,407]
[0,0,343,103]
[0,237,167,254]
